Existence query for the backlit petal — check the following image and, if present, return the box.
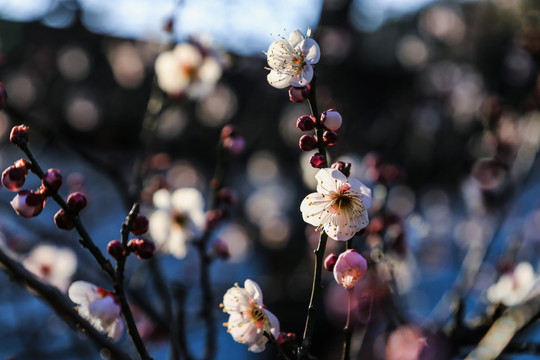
[302,38,320,64]
[244,279,263,305]
[300,192,330,226]
[68,281,99,305]
[267,70,291,89]
[289,64,313,87]
[288,30,305,48]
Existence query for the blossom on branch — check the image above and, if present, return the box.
[149,188,206,258]
[221,279,280,352]
[265,29,320,89]
[300,168,371,241]
[68,281,124,341]
[486,262,538,306]
[23,244,77,291]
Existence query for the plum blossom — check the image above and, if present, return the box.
[23,244,77,291]
[68,281,123,341]
[486,262,538,306]
[300,168,372,241]
[221,279,279,352]
[154,43,222,99]
[333,249,368,289]
[266,29,320,89]
[149,188,206,258]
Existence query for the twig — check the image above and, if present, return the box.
[114,203,153,360]
[341,289,353,360]
[173,283,194,360]
[298,232,328,359]
[0,247,133,360]
[307,74,326,160]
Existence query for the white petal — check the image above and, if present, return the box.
[223,287,251,313]
[173,43,202,68]
[108,318,124,342]
[288,30,305,48]
[267,40,293,68]
[198,58,222,84]
[52,248,78,278]
[88,296,120,326]
[244,279,263,305]
[153,189,172,209]
[167,228,188,258]
[149,210,171,245]
[68,281,99,305]
[300,193,330,227]
[302,38,320,64]
[316,168,343,195]
[263,308,280,338]
[267,70,291,89]
[228,312,259,345]
[172,188,205,213]
[348,178,372,210]
[289,64,313,87]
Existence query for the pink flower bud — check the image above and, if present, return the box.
[127,238,156,259]
[216,188,237,205]
[324,253,338,272]
[10,125,30,146]
[289,85,310,103]
[0,82,7,110]
[296,115,316,131]
[323,131,338,146]
[67,192,87,213]
[42,169,63,193]
[206,209,225,230]
[2,160,29,191]
[321,109,342,131]
[107,240,125,260]
[333,249,367,289]
[223,136,246,155]
[11,190,46,218]
[211,238,230,260]
[54,209,75,230]
[221,124,238,140]
[276,332,297,346]
[331,161,351,178]
[299,135,318,151]
[310,153,327,168]
[130,214,149,235]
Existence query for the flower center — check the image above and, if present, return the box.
[173,211,188,228]
[251,307,266,327]
[40,264,52,277]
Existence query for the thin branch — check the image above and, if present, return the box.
[0,247,133,360]
[341,289,353,360]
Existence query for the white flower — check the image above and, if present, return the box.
[222,279,280,352]
[266,29,320,89]
[68,281,123,341]
[486,262,537,306]
[154,43,222,98]
[149,188,206,258]
[300,168,372,241]
[23,244,77,291]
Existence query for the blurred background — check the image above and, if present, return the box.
[2,0,540,359]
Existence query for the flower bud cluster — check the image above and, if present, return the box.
[106,214,155,261]
[295,109,343,169]
[54,192,87,230]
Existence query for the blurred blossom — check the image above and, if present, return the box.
[156,106,187,140]
[471,158,507,191]
[453,218,486,250]
[106,41,145,88]
[396,35,428,69]
[450,72,484,128]
[3,72,37,108]
[420,61,461,95]
[23,244,77,292]
[196,84,237,127]
[419,5,465,45]
[486,262,538,306]
[65,94,100,131]
[406,214,429,250]
[154,42,222,99]
[245,184,293,225]
[387,185,415,217]
[247,151,279,186]
[57,45,91,81]
[68,281,123,341]
[503,47,535,87]
[385,325,426,360]
[461,177,484,213]
[149,188,206,258]
[217,223,251,262]
[319,27,352,64]
[259,213,290,249]
[165,162,201,189]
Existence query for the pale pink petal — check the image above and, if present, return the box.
[68,281,99,305]
[88,296,121,326]
[198,58,222,84]
[263,308,280,338]
[267,70,291,89]
[288,30,305,48]
[267,40,293,68]
[316,168,343,195]
[148,210,171,246]
[348,178,372,209]
[289,64,313,87]
[108,318,124,342]
[300,193,330,227]
[167,228,188,258]
[172,188,204,213]
[244,279,263,305]
[173,43,203,68]
[302,38,320,64]
[152,189,172,210]
[223,287,251,313]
